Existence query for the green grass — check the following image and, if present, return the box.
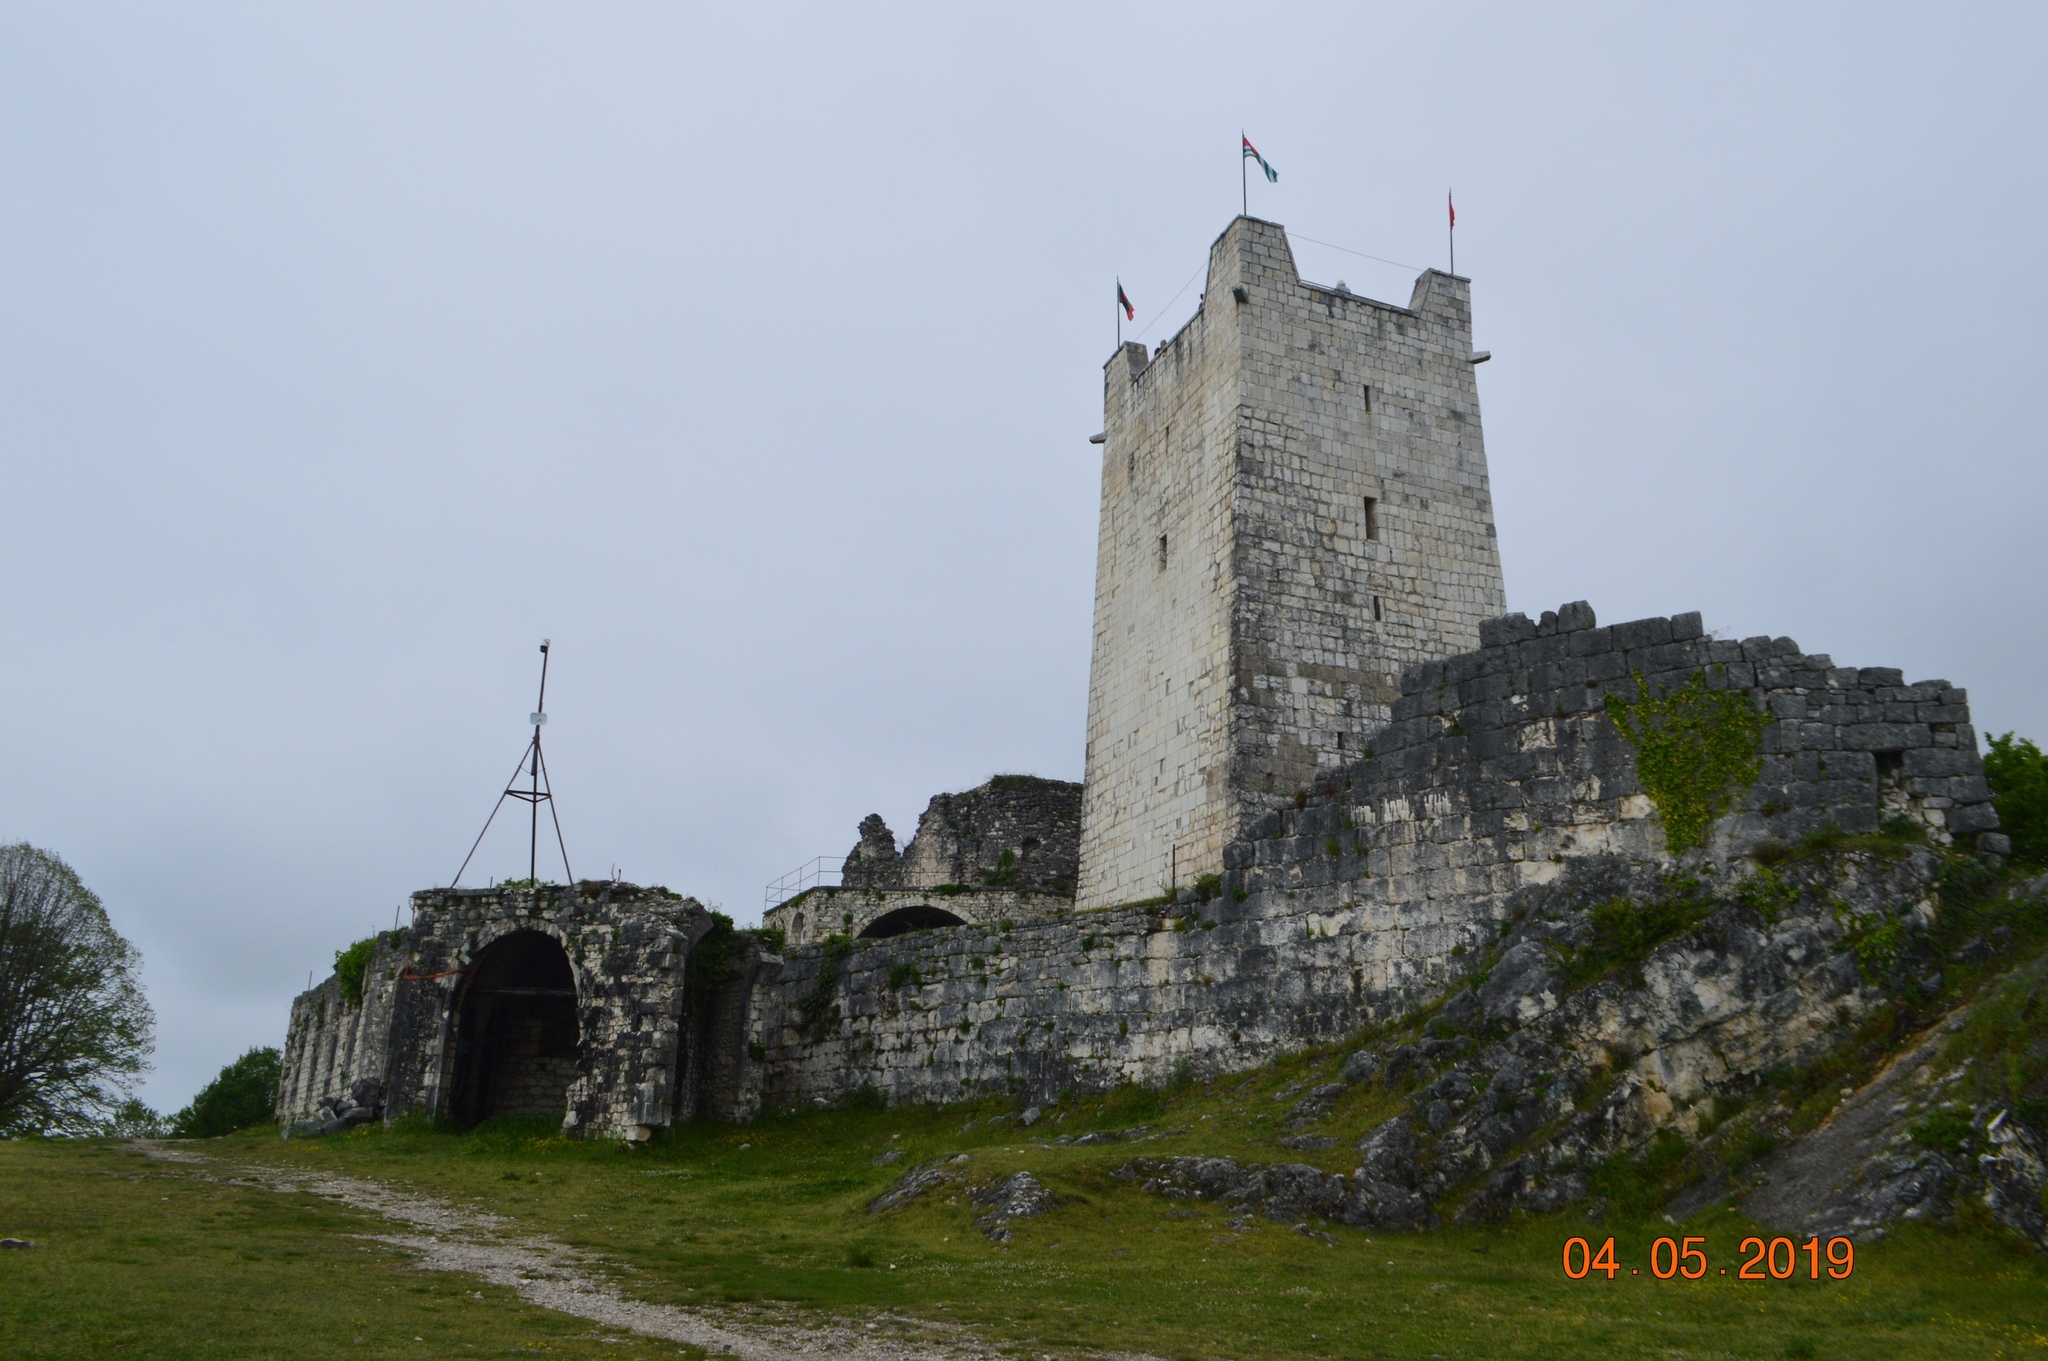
[177,1069,2048,1361]
[0,1138,700,1359]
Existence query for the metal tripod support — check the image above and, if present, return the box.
[452,640,573,887]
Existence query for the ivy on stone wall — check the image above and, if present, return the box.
[1605,670,1770,855]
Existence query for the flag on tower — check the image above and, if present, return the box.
[1448,191,1456,227]
[1118,281,1134,320]
[1242,135,1278,182]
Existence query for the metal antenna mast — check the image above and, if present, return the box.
[452,640,573,887]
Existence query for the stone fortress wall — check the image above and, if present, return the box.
[276,933,407,1122]
[280,601,2006,1131]
[1078,216,1507,912]
[750,603,2003,1110]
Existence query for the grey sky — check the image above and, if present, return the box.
[3,4,2042,1112]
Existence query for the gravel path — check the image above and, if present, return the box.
[136,1143,1150,1361]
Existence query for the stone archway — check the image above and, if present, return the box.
[858,903,968,939]
[450,929,581,1125]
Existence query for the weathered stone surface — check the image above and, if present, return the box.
[838,776,1081,896]
[867,1160,955,1215]
[970,1171,1057,1242]
[1116,1155,1433,1231]
[1479,942,1564,1026]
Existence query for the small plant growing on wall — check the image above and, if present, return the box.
[1606,670,1770,855]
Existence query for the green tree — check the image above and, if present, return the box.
[1984,732,2048,866]
[170,1047,282,1138]
[0,843,155,1137]
[99,1097,169,1137]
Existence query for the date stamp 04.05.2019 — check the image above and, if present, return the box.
[1563,1235,1855,1282]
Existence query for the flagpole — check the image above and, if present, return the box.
[1241,131,1247,217]
[1116,279,1122,349]
[1448,189,1455,276]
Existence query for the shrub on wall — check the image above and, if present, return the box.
[1606,670,1769,854]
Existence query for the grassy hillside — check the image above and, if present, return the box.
[143,1054,2048,1360]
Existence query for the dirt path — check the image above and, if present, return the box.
[137,1142,1147,1361]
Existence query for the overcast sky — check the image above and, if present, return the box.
[3,4,2043,1112]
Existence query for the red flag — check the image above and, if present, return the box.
[1117,281,1134,320]
[1448,191,1456,228]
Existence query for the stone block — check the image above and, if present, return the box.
[1556,600,1598,632]
[1842,723,1932,751]
[1611,617,1674,651]
[1947,803,2000,835]
[1479,613,1537,647]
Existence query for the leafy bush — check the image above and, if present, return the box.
[1984,732,2048,866]
[1564,884,1717,989]
[98,1097,168,1137]
[838,1084,886,1113]
[170,1047,281,1138]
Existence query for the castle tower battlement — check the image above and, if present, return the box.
[1076,216,1507,910]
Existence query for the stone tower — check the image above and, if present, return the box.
[1075,216,1507,910]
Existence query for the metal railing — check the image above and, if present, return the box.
[763,856,842,912]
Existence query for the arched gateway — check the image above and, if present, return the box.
[450,929,581,1124]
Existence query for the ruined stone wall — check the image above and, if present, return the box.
[1078,216,1507,911]
[754,603,2000,1109]
[840,776,1081,895]
[680,936,779,1125]
[381,884,716,1139]
[275,934,406,1123]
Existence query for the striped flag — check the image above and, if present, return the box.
[1242,135,1278,183]
[1117,281,1134,320]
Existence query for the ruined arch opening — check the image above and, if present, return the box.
[859,904,968,939]
[451,930,580,1126]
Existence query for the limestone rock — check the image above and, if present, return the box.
[1480,942,1564,1026]
[867,1160,953,1215]
[970,1171,1056,1242]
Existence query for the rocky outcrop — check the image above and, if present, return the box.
[1111,846,2028,1235]
[1733,934,2048,1249]
[1115,1155,1435,1232]
[969,1172,1056,1242]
